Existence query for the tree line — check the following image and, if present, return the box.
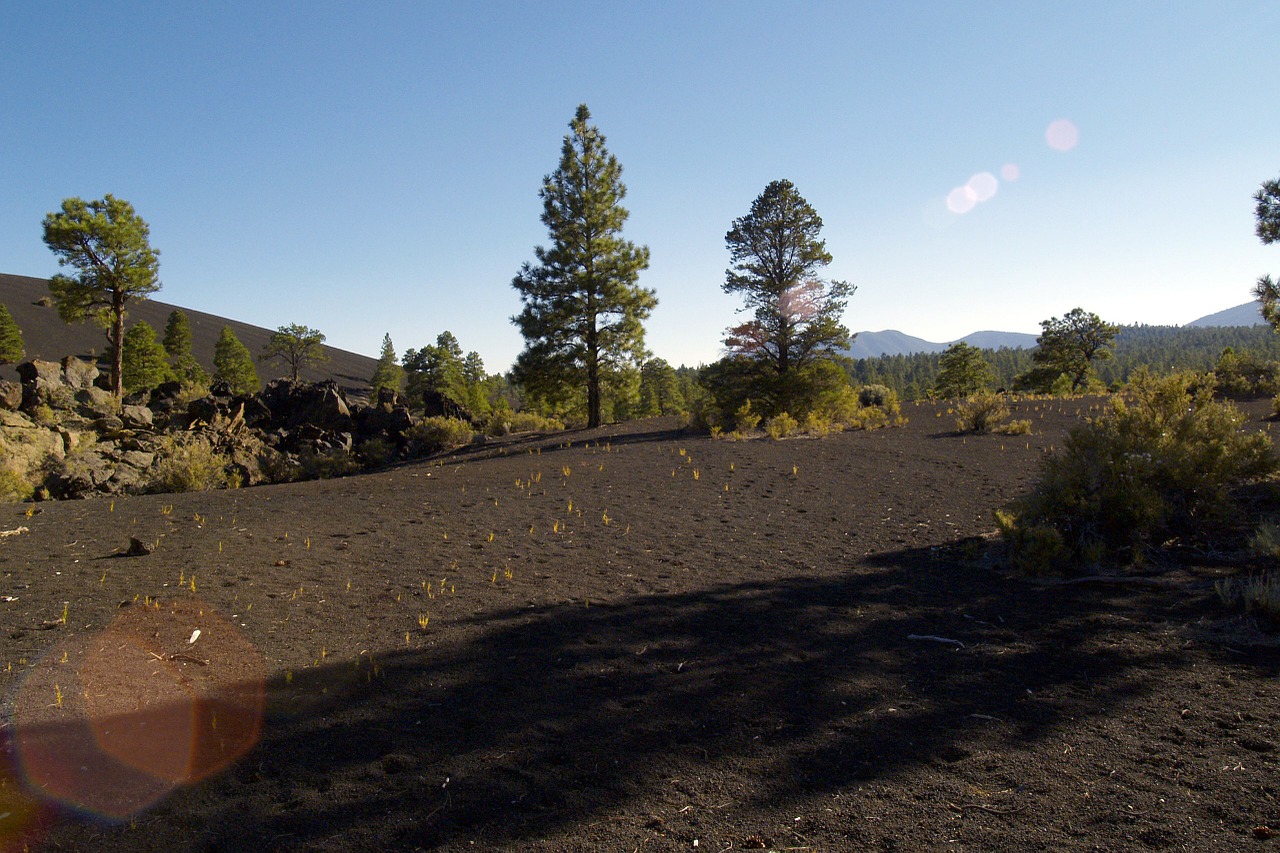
[13,106,1280,427]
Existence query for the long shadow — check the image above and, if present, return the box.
[33,543,1216,850]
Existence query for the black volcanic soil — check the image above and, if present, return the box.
[3,399,1280,852]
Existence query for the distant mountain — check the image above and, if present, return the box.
[847,329,1038,359]
[1186,302,1266,328]
[0,273,377,390]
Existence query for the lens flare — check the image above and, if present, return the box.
[12,597,265,821]
[946,186,977,214]
[1001,163,1020,181]
[1045,119,1079,152]
[967,172,998,202]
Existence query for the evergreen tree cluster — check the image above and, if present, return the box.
[848,324,1280,399]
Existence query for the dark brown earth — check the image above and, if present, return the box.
[3,399,1280,852]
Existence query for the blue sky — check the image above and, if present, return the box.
[2,1,1278,371]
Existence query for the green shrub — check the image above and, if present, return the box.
[857,384,894,408]
[508,411,564,434]
[1216,573,1280,624]
[733,399,762,432]
[996,418,1033,436]
[0,468,31,503]
[150,437,237,492]
[954,392,1010,434]
[1000,370,1277,570]
[407,417,475,455]
[298,449,361,480]
[765,412,799,439]
[1214,348,1280,397]
[802,411,832,437]
[356,436,398,467]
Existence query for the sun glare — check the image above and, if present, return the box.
[1045,118,1079,152]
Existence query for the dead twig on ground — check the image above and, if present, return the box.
[908,634,966,648]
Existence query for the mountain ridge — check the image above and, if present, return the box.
[848,302,1268,359]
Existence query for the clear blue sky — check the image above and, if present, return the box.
[3,1,1278,371]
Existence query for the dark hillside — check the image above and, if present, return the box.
[0,273,377,391]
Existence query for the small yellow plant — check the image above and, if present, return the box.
[562,465,572,477]
[693,469,700,480]
[54,684,63,708]
[418,614,430,629]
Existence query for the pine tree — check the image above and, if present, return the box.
[719,179,855,415]
[1014,308,1119,393]
[370,333,403,395]
[214,326,259,395]
[42,194,161,397]
[0,304,25,364]
[512,104,655,428]
[1253,175,1280,329]
[122,320,170,394]
[261,323,327,383]
[162,309,207,385]
[934,342,995,398]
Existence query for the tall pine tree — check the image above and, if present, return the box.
[371,333,403,395]
[512,104,655,428]
[214,326,259,395]
[162,309,207,385]
[122,320,170,394]
[0,304,24,364]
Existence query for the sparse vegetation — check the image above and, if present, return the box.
[954,391,1010,434]
[149,436,238,492]
[999,370,1277,570]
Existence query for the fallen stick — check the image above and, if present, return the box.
[0,527,29,538]
[908,634,965,649]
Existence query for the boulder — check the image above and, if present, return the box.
[421,389,471,421]
[74,387,119,419]
[0,380,21,411]
[120,405,154,430]
[61,357,99,390]
[17,360,67,411]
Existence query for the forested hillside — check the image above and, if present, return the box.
[848,324,1280,398]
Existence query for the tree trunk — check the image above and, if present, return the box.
[110,293,125,397]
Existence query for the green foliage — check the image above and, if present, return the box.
[407,417,476,455]
[262,323,327,382]
[512,103,655,429]
[721,179,854,416]
[213,326,259,395]
[1000,371,1277,570]
[636,358,686,417]
[508,411,565,433]
[1212,347,1280,397]
[371,333,404,395]
[0,304,25,364]
[765,412,800,439]
[954,391,1010,434]
[403,332,495,418]
[149,437,237,492]
[42,194,161,396]
[162,309,207,385]
[0,468,32,503]
[1014,308,1119,393]
[935,342,994,398]
[121,320,170,394]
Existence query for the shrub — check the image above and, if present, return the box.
[407,417,475,455]
[858,384,894,408]
[954,392,1010,434]
[995,418,1033,436]
[298,449,361,480]
[765,412,799,439]
[0,468,31,503]
[733,399,762,432]
[999,370,1277,570]
[1214,348,1280,397]
[802,411,832,437]
[356,436,398,468]
[150,437,237,492]
[1216,574,1280,624]
[508,411,564,434]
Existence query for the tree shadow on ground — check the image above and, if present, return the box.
[91,542,1210,851]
